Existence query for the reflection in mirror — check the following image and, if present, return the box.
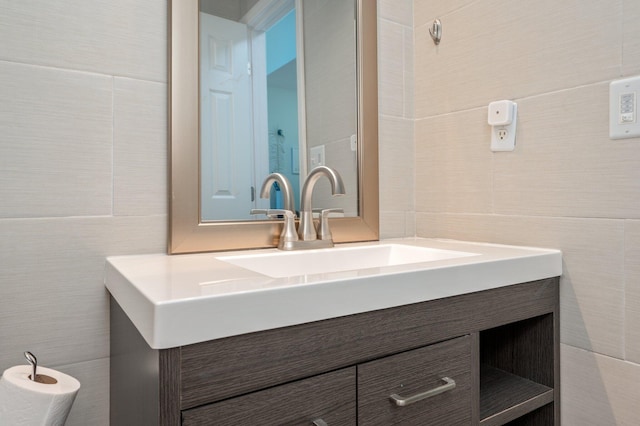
[199,0,357,221]
[169,0,378,253]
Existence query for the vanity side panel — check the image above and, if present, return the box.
[160,348,181,426]
[110,297,160,426]
[180,278,559,409]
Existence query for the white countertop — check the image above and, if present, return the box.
[105,238,562,349]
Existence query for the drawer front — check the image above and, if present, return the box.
[358,335,472,426]
[181,367,356,426]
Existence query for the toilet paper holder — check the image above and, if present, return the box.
[24,351,37,382]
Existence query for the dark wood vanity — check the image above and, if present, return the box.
[110,277,559,425]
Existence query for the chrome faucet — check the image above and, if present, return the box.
[298,166,345,242]
[258,172,295,212]
[251,173,298,250]
[252,167,345,250]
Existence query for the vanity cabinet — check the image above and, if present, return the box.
[182,368,356,425]
[110,277,559,425]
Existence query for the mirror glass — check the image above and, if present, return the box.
[169,0,378,253]
[199,0,358,221]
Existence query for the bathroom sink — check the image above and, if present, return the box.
[105,238,562,348]
[216,243,478,278]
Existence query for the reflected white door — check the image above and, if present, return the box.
[200,13,254,220]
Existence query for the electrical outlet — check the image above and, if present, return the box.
[488,101,517,151]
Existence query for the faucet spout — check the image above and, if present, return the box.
[299,166,345,241]
[259,173,295,212]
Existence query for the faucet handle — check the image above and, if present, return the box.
[250,209,299,249]
[317,208,344,241]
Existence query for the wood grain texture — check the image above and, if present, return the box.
[357,335,472,425]
[179,278,558,409]
[480,314,555,388]
[479,365,553,426]
[159,348,181,426]
[181,368,356,426]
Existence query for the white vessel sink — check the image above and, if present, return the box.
[105,238,562,349]
[217,244,478,278]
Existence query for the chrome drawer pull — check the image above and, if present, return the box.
[389,377,456,407]
[312,419,328,426]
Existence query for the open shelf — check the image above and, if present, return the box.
[479,314,556,426]
[480,365,553,426]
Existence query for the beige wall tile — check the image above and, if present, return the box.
[562,344,640,425]
[623,0,640,75]
[415,212,495,242]
[415,108,493,214]
[413,0,475,28]
[414,0,622,118]
[0,0,167,82]
[59,358,109,426]
[380,211,407,239]
[378,19,405,117]
[113,78,167,217]
[403,26,415,119]
[379,116,414,212]
[489,216,625,359]
[416,213,625,358]
[0,216,166,371]
[625,220,640,363]
[493,83,640,219]
[378,0,413,27]
[0,62,113,218]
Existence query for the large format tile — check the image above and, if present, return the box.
[0,215,166,370]
[378,0,413,27]
[562,344,640,425]
[493,83,640,219]
[378,19,406,117]
[380,210,407,239]
[415,108,493,214]
[113,78,167,217]
[0,61,112,218]
[415,212,494,242]
[623,0,640,75]
[0,0,166,81]
[414,0,622,118]
[57,358,109,426]
[415,213,626,358]
[625,220,640,363]
[379,116,414,212]
[413,0,476,28]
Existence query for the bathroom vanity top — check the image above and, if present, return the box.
[105,238,561,349]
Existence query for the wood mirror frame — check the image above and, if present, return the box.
[169,0,378,254]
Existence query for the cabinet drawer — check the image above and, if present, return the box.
[181,367,356,426]
[358,335,472,425]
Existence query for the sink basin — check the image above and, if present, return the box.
[216,243,478,278]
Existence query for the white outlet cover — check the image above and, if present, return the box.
[610,76,640,139]
[310,145,325,167]
[490,103,518,152]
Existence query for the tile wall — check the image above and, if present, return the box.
[7,0,634,423]
[412,0,640,423]
[0,1,167,424]
[0,0,413,423]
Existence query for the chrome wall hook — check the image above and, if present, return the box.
[429,19,442,45]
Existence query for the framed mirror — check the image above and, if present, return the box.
[169,0,378,254]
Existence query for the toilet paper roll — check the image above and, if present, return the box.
[0,365,80,426]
